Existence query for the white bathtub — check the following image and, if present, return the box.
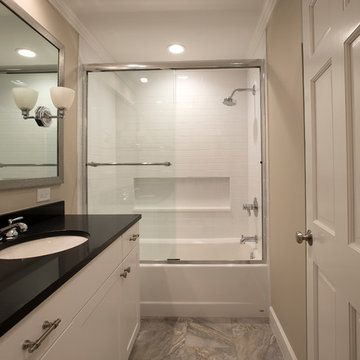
[140,238,262,262]
[140,238,269,318]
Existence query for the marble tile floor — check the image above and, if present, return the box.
[129,317,284,360]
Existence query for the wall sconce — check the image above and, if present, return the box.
[12,86,75,127]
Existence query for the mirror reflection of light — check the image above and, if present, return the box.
[140,77,148,83]
[11,80,27,86]
[16,48,36,58]
[177,75,188,80]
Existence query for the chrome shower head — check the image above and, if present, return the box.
[223,85,256,106]
[223,97,237,106]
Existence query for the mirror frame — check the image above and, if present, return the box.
[0,0,64,190]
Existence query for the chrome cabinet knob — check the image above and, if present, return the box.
[296,230,313,246]
[120,266,131,278]
[129,234,139,241]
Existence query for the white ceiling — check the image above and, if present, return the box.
[51,0,269,62]
[60,0,266,13]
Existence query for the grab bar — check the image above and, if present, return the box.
[0,163,56,168]
[87,162,172,167]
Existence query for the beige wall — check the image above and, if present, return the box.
[0,0,79,215]
[266,0,306,359]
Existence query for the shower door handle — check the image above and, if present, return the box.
[87,162,172,167]
[296,230,313,246]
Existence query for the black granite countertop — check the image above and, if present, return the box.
[0,205,141,337]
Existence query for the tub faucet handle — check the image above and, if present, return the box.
[242,197,259,217]
[240,235,258,244]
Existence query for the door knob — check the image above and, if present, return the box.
[296,229,313,246]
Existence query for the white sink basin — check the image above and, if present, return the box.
[0,234,88,260]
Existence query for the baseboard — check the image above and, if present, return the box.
[269,306,298,360]
[127,320,140,355]
[141,302,269,318]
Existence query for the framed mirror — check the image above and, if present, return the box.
[0,0,64,190]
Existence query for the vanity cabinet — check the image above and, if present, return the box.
[0,222,140,360]
[40,247,139,360]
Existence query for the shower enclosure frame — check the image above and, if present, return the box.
[81,60,267,265]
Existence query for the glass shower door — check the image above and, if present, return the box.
[87,70,177,261]
[87,66,264,263]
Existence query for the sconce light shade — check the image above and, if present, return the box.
[50,87,75,109]
[12,87,38,110]
[12,86,75,127]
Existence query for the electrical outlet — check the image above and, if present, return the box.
[37,188,51,202]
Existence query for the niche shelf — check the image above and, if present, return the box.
[133,177,230,212]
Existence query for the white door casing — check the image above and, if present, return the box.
[302,0,360,359]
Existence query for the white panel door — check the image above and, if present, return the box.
[302,0,360,359]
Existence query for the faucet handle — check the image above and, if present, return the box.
[8,216,24,224]
[8,216,27,233]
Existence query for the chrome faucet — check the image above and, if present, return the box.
[0,217,28,242]
[240,235,258,244]
[242,197,259,217]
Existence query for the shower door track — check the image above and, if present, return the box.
[81,60,267,265]
[141,260,265,265]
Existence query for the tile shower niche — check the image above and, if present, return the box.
[133,177,231,212]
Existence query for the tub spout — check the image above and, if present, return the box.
[240,235,258,244]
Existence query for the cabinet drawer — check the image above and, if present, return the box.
[121,223,139,260]
[0,236,123,360]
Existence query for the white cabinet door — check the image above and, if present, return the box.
[40,264,123,360]
[41,245,140,360]
[120,246,140,360]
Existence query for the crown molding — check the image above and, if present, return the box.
[246,0,278,57]
[48,0,115,62]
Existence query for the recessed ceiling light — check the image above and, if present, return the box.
[177,75,189,80]
[168,44,185,54]
[127,64,147,68]
[16,48,36,58]
[140,77,148,83]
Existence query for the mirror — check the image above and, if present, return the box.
[0,0,64,190]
